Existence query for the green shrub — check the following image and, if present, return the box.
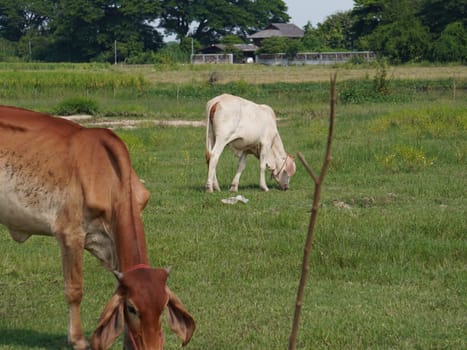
[373,60,390,94]
[340,81,372,104]
[257,36,288,54]
[53,97,99,116]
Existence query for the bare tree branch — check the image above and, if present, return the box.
[289,73,337,350]
[297,152,319,184]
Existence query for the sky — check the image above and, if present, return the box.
[284,0,355,27]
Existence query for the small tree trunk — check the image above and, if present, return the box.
[288,73,337,350]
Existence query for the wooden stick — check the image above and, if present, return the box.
[288,73,337,350]
[297,152,319,184]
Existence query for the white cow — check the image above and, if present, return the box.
[205,93,296,192]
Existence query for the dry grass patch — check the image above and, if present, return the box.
[114,64,467,84]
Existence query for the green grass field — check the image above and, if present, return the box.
[0,63,466,349]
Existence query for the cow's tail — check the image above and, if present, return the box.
[205,101,219,165]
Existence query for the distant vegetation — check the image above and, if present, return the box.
[0,62,464,117]
[0,0,465,64]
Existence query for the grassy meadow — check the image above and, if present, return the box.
[0,62,466,349]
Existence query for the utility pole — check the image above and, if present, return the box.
[114,40,117,64]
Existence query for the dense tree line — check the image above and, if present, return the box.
[264,0,465,63]
[352,0,466,62]
[0,0,465,63]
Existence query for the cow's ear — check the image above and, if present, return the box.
[91,291,125,350]
[285,156,296,176]
[165,287,196,347]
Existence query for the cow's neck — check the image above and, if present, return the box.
[271,134,287,158]
[114,191,149,273]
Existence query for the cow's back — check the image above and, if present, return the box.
[0,105,81,134]
[0,106,146,247]
[207,94,278,148]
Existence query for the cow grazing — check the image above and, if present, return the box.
[0,106,195,350]
[205,94,296,192]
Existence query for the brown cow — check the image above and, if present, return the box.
[0,106,195,350]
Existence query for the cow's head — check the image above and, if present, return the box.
[271,154,296,190]
[90,266,195,350]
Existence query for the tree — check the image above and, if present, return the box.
[285,39,303,59]
[257,36,288,54]
[257,36,304,60]
[351,0,386,39]
[220,34,244,45]
[47,0,162,62]
[351,0,424,43]
[1,0,163,62]
[432,21,467,62]
[0,0,52,41]
[316,11,353,50]
[159,0,289,45]
[367,17,430,62]
[351,0,433,62]
[301,22,324,51]
[419,0,466,36]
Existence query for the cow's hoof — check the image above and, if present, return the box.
[69,337,89,350]
[229,185,238,192]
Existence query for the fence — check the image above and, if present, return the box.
[191,51,376,65]
[256,51,376,65]
[191,54,233,64]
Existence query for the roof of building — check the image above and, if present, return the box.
[249,23,304,39]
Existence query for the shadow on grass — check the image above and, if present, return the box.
[194,183,284,192]
[0,328,69,349]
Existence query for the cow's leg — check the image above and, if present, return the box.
[206,145,224,192]
[230,152,247,192]
[56,230,88,350]
[205,156,216,192]
[259,148,269,192]
[212,159,220,191]
[213,172,220,192]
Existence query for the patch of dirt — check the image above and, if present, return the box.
[60,115,93,121]
[59,116,205,129]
